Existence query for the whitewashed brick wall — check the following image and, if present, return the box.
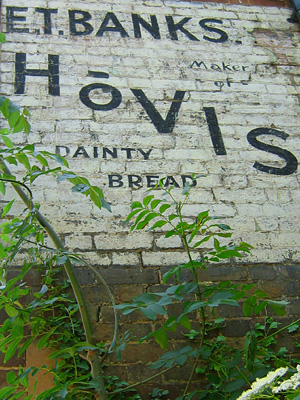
[1,0,300,265]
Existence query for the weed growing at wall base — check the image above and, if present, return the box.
[116,179,300,399]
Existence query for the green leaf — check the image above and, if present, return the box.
[0,33,6,43]
[4,337,23,363]
[131,201,143,209]
[136,212,159,230]
[8,110,20,129]
[177,314,191,330]
[150,199,162,210]
[0,386,16,398]
[254,301,267,315]
[224,379,246,392]
[154,329,168,349]
[6,371,16,384]
[1,199,14,217]
[288,323,299,333]
[243,296,257,317]
[267,300,288,316]
[47,153,69,167]
[126,208,143,221]
[5,304,18,317]
[2,135,14,148]
[159,204,171,213]
[244,331,257,372]
[0,181,5,195]
[131,209,150,231]
[18,337,35,357]
[13,115,26,133]
[148,220,168,231]
[217,249,242,259]
[183,301,206,314]
[72,183,89,193]
[143,195,154,206]
[37,332,53,350]
[15,153,30,170]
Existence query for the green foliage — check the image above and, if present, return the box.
[0,96,110,211]
[118,180,300,399]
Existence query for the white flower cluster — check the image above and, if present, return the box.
[272,365,300,394]
[236,367,288,400]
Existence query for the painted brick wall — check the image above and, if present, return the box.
[1,0,300,397]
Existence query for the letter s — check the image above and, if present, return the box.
[199,19,228,43]
[247,128,298,175]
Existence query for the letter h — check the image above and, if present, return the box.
[15,53,60,96]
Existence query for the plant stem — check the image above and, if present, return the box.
[1,160,107,400]
[177,206,206,397]
[110,364,178,395]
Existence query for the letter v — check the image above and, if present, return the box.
[131,89,185,133]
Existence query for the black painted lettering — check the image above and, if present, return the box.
[181,175,197,187]
[132,14,160,39]
[73,146,90,158]
[211,64,222,71]
[56,146,70,156]
[79,82,122,111]
[204,107,227,156]
[147,175,159,188]
[93,147,98,158]
[131,89,185,134]
[222,62,232,71]
[69,10,93,36]
[138,148,152,160]
[121,148,135,159]
[191,61,208,69]
[232,65,240,72]
[6,7,29,33]
[199,19,228,43]
[35,8,58,34]
[103,148,117,159]
[164,176,179,187]
[165,16,199,41]
[15,53,60,96]
[247,128,298,176]
[109,175,123,188]
[129,175,142,188]
[96,12,129,37]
